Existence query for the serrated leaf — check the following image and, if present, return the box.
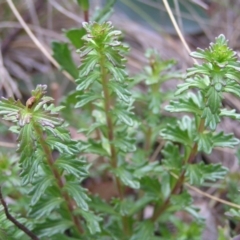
[54,156,88,178]
[0,97,24,120]
[77,210,101,234]
[161,171,171,199]
[160,116,196,146]
[79,53,99,76]
[196,132,213,154]
[205,86,222,113]
[34,219,73,237]
[128,194,155,216]
[149,91,162,114]
[29,197,63,219]
[92,0,116,23]
[30,175,54,205]
[166,92,202,115]
[79,139,109,156]
[187,62,213,76]
[134,162,162,178]
[52,42,78,78]
[114,166,140,189]
[212,131,239,148]
[140,177,161,198]
[75,92,101,108]
[220,108,240,120]
[130,221,154,240]
[89,196,118,216]
[223,80,240,98]
[175,75,209,95]
[108,82,131,103]
[76,71,100,91]
[201,107,220,130]
[46,136,78,154]
[64,183,90,211]
[186,162,228,185]
[170,191,192,210]
[162,142,183,171]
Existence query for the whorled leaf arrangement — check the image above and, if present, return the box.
[0,85,100,239]
[75,22,138,188]
[159,35,240,201]
[1,20,240,239]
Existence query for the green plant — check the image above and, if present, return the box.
[1,20,240,240]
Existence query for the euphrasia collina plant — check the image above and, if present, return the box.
[1,20,240,239]
[0,85,98,239]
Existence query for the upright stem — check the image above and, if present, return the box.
[151,118,205,222]
[99,56,130,235]
[99,56,123,197]
[33,124,83,236]
[144,126,152,155]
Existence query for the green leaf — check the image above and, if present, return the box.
[34,219,73,238]
[92,0,116,23]
[186,162,228,185]
[108,82,131,103]
[175,75,209,95]
[29,197,63,219]
[76,0,89,10]
[190,34,237,66]
[205,86,222,113]
[65,28,87,49]
[225,208,240,221]
[223,80,240,98]
[114,166,140,189]
[89,196,118,216]
[160,116,196,146]
[79,139,109,156]
[46,136,78,154]
[30,175,54,205]
[140,177,161,199]
[162,142,183,171]
[201,107,220,130]
[52,42,78,78]
[134,162,162,178]
[170,191,192,210]
[127,194,155,216]
[54,156,88,178]
[130,221,154,240]
[196,132,213,154]
[161,171,171,199]
[76,71,100,91]
[64,183,90,211]
[187,63,213,76]
[220,108,240,120]
[0,97,24,122]
[79,53,100,76]
[112,106,134,126]
[166,92,202,115]
[77,210,101,234]
[212,132,239,148]
[75,91,102,108]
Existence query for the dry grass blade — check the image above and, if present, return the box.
[162,0,198,64]
[0,45,21,98]
[6,0,75,83]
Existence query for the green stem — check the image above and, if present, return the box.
[99,56,130,235]
[144,126,152,155]
[33,123,83,236]
[151,119,205,222]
